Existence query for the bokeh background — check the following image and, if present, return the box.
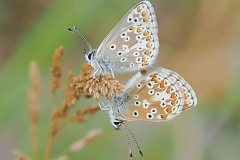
[0,0,240,159]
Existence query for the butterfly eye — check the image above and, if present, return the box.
[87,52,94,60]
[113,121,120,125]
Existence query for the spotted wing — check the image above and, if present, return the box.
[96,1,159,72]
[118,68,197,122]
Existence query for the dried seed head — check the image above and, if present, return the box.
[71,64,124,100]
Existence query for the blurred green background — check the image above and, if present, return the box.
[0,0,240,159]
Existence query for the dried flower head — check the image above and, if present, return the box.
[71,63,124,100]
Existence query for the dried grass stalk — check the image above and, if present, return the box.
[69,129,103,152]
[71,63,124,100]
[12,150,31,160]
[50,46,64,94]
[28,61,40,160]
[71,106,100,123]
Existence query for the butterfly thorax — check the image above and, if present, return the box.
[88,51,128,76]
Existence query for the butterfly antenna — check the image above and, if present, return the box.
[123,123,143,157]
[122,124,133,159]
[67,26,93,51]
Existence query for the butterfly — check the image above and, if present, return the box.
[69,1,159,77]
[104,68,197,128]
[101,67,197,157]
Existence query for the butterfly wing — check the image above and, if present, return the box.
[96,1,159,72]
[117,68,197,122]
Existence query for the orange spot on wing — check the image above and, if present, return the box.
[145,50,151,57]
[161,114,168,120]
[143,17,149,22]
[142,11,147,17]
[171,92,177,100]
[160,80,165,88]
[150,73,158,83]
[166,86,171,94]
[171,99,176,106]
[137,27,142,33]
[183,101,189,109]
[146,43,152,48]
[130,26,135,30]
[184,93,188,99]
[142,57,148,66]
[137,7,142,12]
[143,31,149,36]
[146,36,151,42]
[166,107,173,114]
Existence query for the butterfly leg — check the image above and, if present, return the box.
[110,67,115,78]
[97,99,110,110]
[92,70,99,81]
[96,62,105,75]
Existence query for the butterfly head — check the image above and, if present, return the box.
[68,26,96,62]
[108,108,123,130]
[110,118,123,130]
[84,49,96,62]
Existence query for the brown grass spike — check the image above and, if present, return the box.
[28,61,41,160]
[50,46,64,95]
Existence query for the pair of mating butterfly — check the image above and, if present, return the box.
[69,0,197,157]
